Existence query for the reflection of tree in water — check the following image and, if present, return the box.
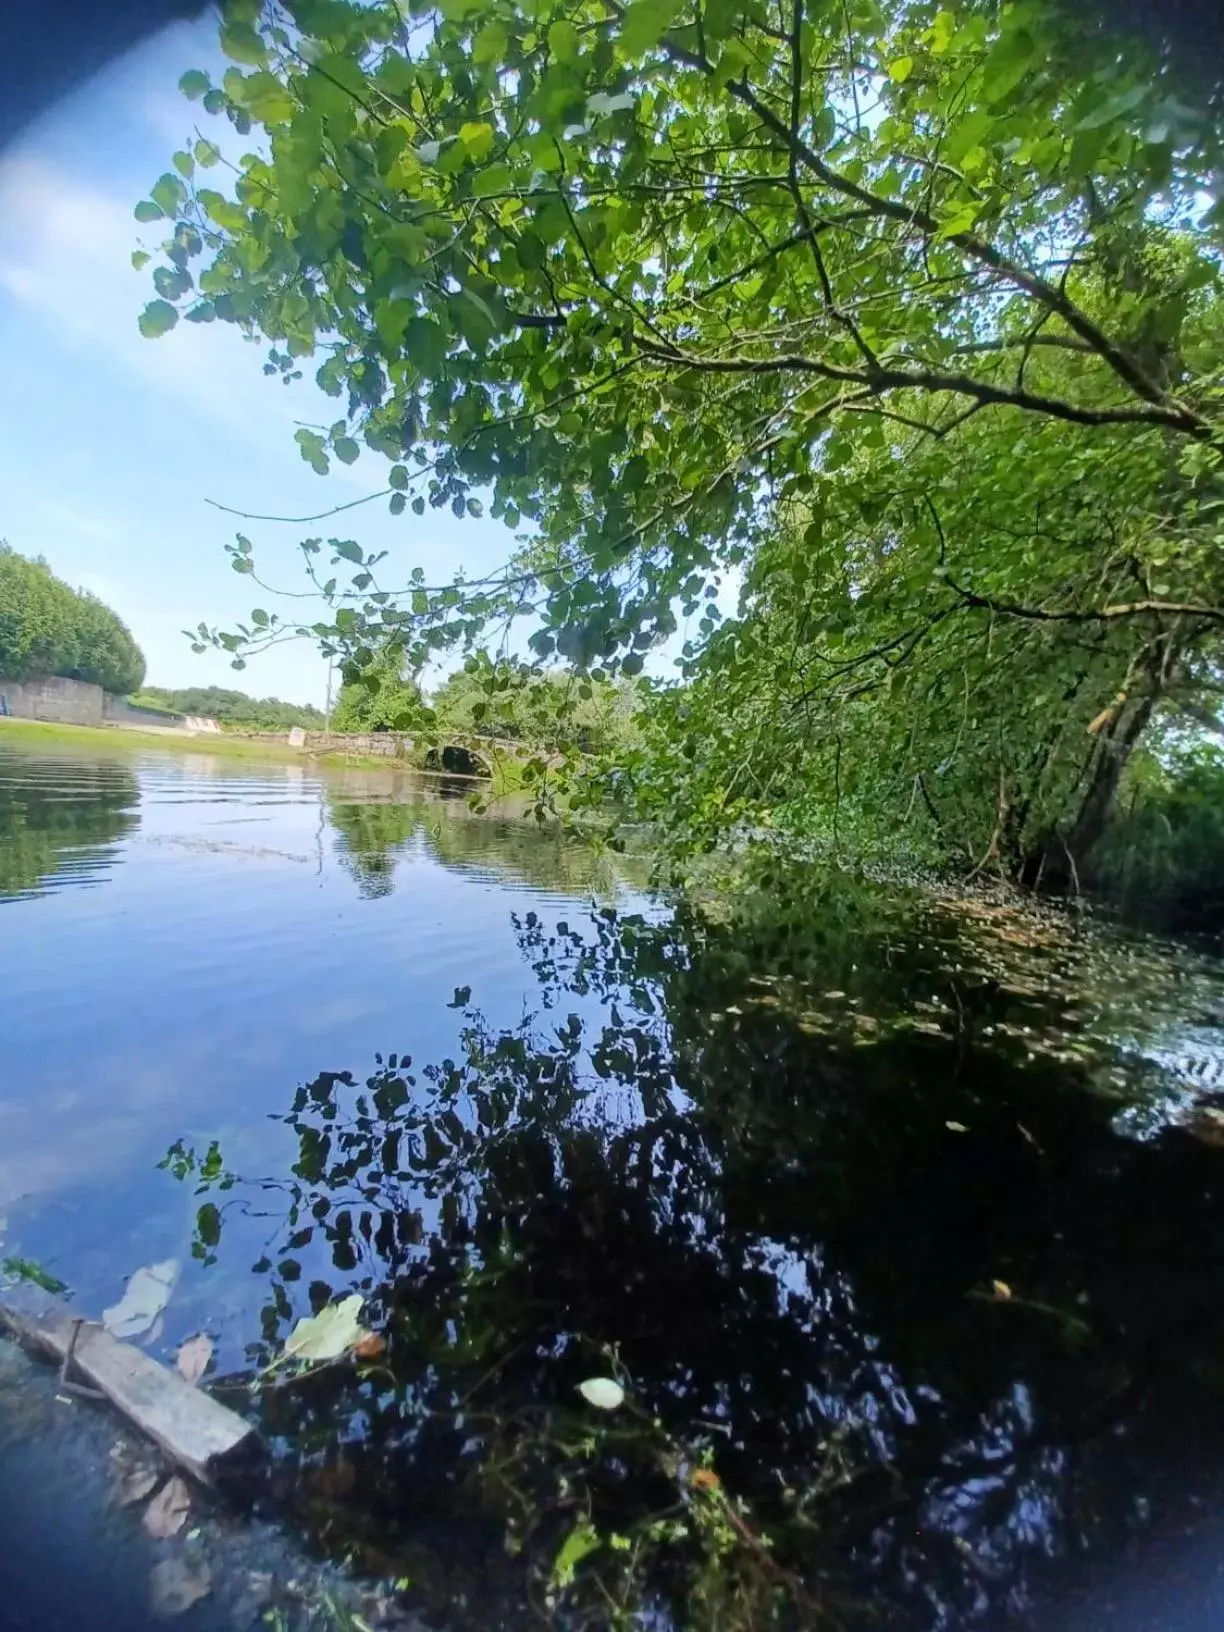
[0,751,139,900]
[326,779,646,900]
[179,881,1224,1630]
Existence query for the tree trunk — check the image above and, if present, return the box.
[1019,679,1161,894]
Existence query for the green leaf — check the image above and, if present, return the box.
[194,138,221,168]
[153,265,192,301]
[172,149,195,179]
[472,163,513,198]
[179,69,210,100]
[333,436,361,465]
[151,173,188,217]
[619,0,679,56]
[138,300,180,338]
[220,20,267,65]
[131,250,151,270]
[281,1294,369,1363]
[2,1256,68,1295]
[388,464,409,490]
[458,121,495,162]
[888,56,914,83]
[134,200,165,223]
[390,492,407,515]
[551,1522,602,1589]
[1075,83,1147,131]
[548,19,579,62]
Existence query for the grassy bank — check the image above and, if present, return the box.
[0,718,529,793]
[0,716,307,763]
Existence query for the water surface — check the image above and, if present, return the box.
[4,738,1224,1630]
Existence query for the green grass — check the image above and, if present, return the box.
[0,717,532,791]
[0,716,306,762]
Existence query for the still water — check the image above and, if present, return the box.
[5,739,1224,1630]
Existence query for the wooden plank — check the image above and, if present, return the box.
[0,1305,261,1489]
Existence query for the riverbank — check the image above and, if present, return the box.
[0,716,310,763]
[0,716,528,793]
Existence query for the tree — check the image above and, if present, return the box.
[133,684,325,729]
[433,658,643,752]
[331,641,426,730]
[610,316,1224,882]
[0,544,146,695]
[138,0,1223,879]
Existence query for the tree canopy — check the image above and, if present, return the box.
[138,0,1224,882]
[133,683,324,729]
[0,544,146,696]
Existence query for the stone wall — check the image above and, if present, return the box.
[0,674,104,724]
[102,695,182,728]
[297,730,417,758]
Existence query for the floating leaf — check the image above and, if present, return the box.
[945,1120,968,1133]
[114,1464,160,1508]
[175,1333,214,1385]
[143,1476,192,1539]
[282,1294,368,1363]
[2,1255,67,1294]
[103,1259,179,1340]
[577,1376,625,1411]
[991,1279,1013,1300]
[150,1557,211,1617]
[551,1521,602,1588]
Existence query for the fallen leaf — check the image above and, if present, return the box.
[103,1260,179,1340]
[551,1521,602,1588]
[282,1295,368,1364]
[577,1376,625,1411]
[143,1476,192,1539]
[115,1465,160,1508]
[353,1332,386,1360]
[991,1279,1013,1300]
[945,1121,969,1133]
[175,1333,214,1386]
[151,1557,211,1617]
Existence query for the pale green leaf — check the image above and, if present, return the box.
[282,1294,369,1363]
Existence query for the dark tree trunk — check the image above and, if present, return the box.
[1018,640,1170,894]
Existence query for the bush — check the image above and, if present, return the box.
[0,543,145,694]
[132,685,324,731]
[1088,743,1224,932]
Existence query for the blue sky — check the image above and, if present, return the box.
[0,16,518,707]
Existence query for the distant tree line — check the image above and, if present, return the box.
[331,643,644,755]
[0,543,145,695]
[132,684,325,732]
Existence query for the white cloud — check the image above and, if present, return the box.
[0,151,370,491]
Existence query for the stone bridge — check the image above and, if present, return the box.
[288,728,533,778]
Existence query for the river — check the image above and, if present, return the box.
[4,737,1224,1631]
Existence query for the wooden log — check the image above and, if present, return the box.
[0,1304,261,1489]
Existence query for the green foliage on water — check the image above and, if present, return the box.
[131,685,324,732]
[0,544,145,696]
